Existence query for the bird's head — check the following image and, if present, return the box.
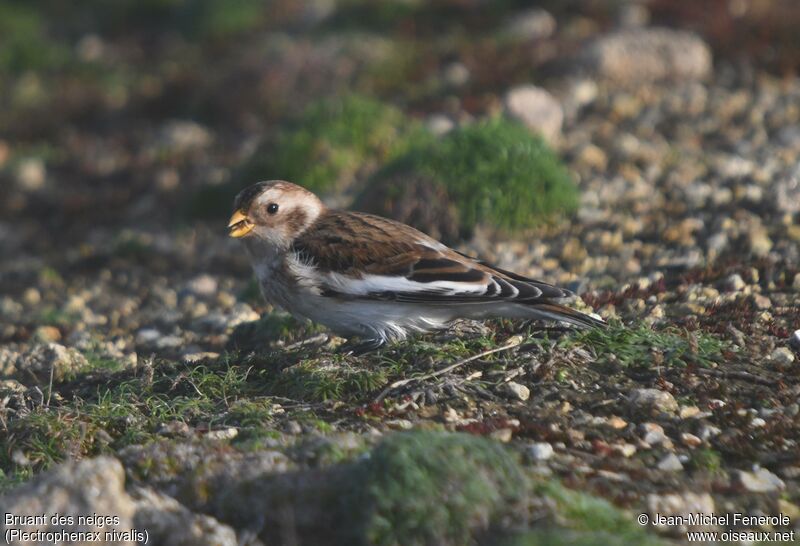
[228,180,324,248]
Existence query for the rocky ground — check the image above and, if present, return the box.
[1,1,800,544]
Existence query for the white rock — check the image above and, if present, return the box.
[657,453,684,471]
[185,274,218,297]
[724,273,746,291]
[136,328,162,345]
[734,467,785,493]
[504,85,563,145]
[15,157,46,191]
[628,388,678,414]
[577,28,712,83]
[768,347,795,366]
[647,492,715,534]
[0,457,136,541]
[158,120,212,153]
[427,114,455,136]
[502,381,531,401]
[526,442,554,461]
[505,8,556,41]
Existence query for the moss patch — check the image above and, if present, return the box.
[349,430,529,546]
[242,94,419,194]
[564,322,730,369]
[358,118,579,236]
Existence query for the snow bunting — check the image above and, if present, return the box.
[229,180,603,351]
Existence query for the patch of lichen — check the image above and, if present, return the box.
[358,118,579,236]
[241,94,420,194]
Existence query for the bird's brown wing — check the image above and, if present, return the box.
[291,211,572,304]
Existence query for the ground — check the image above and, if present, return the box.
[1,1,800,544]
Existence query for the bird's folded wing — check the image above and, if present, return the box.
[310,247,570,305]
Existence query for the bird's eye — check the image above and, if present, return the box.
[267,203,279,215]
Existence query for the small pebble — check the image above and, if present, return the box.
[526,442,554,461]
[734,467,785,493]
[657,453,684,471]
[502,381,531,401]
[768,347,795,366]
[628,388,678,414]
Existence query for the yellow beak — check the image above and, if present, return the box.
[227,209,254,238]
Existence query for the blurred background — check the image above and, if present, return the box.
[1,0,800,329]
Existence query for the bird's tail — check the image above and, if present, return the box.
[528,302,606,329]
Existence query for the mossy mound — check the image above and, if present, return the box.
[358,119,579,236]
[348,430,529,546]
[242,94,417,194]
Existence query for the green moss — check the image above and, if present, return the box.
[688,448,724,475]
[359,119,578,235]
[564,322,730,369]
[499,529,664,546]
[533,481,662,544]
[0,2,67,74]
[349,430,529,546]
[242,94,417,194]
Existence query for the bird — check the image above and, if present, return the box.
[228,180,604,352]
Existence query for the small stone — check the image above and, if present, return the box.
[0,456,136,540]
[33,325,61,342]
[628,388,678,414]
[577,28,712,83]
[427,114,455,136]
[205,428,238,441]
[158,421,191,437]
[607,416,627,429]
[502,381,531,401]
[443,62,470,87]
[613,443,637,458]
[657,453,684,471]
[698,424,721,441]
[768,347,795,366]
[778,499,800,521]
[182,352,220,363]
[15,157,46,190]
[504,85,563,145]
[526,442,554,461]
[749,230,773,257]
[157,120,212,154]
[386,419,413,430]
[734,467,785,493]
[14,343,88,381]
[681,433,702,447]
[647,492,715,533]
[679,406,701,419]
[505,8,556,41]
[640,423,669,446]
[76,34,104,61]
[132,487,238,546]
[284,421,303,435]
[490,428,514,443]
[185,274,218,297]
[22,288,41,306]
[724,273,746,291]
[577,144,608,170]
[752,294,772,310]
[136,328,162,345]
[750,417,766,428]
